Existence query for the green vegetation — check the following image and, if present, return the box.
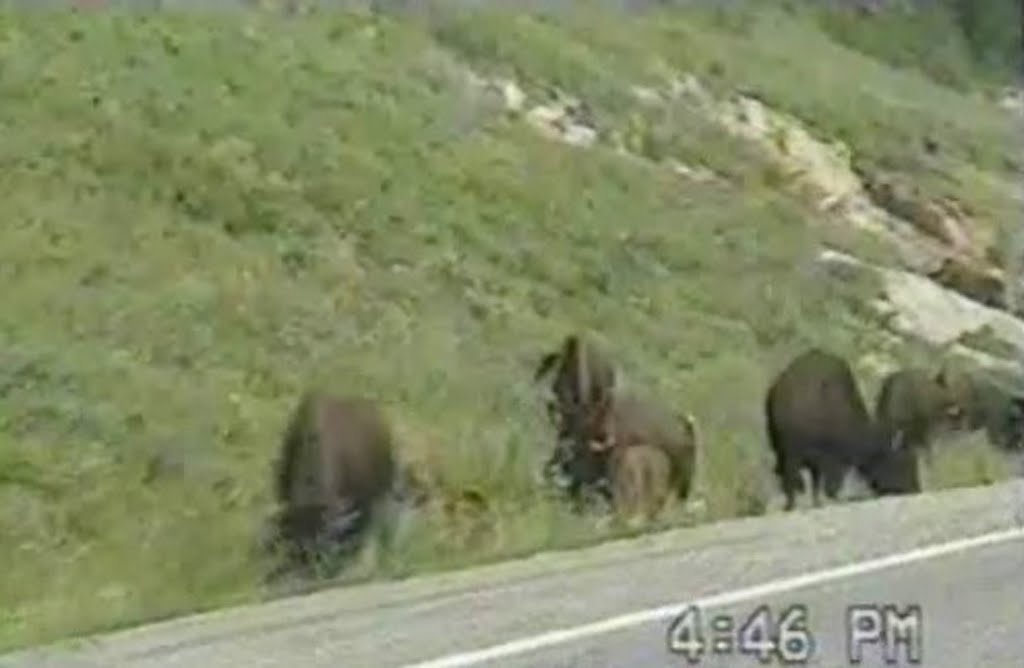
[812,0,1022,91]
[0,3,1018,652]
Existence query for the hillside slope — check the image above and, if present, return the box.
[0,4,1019,651]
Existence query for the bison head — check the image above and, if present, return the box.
[541,434,613,508]
[859,430,921,496]
[1008,397,1024,447]
[932,367,971,426]
[993,395,1024,451]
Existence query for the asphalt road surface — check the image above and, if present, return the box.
[4,480,1022,668]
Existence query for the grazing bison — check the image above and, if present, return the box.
[267,391,397,577]
[765,349,920,511]
[874,367,963,458]
[544,390,699,517]
[542,431,612,510]
[534,333,616,445]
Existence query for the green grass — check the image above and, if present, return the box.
[0,4,1018,652]
[812,0,1022,91]
[812,1,979,91]
[923,431,1015,490]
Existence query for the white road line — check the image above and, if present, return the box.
[402,526,1024,668]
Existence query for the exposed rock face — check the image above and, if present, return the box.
[998,87,1024,116]
[861,172,979,256]
[817,248,1024,380]
[524,96,599,148]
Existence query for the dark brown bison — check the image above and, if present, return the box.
[874,367,963,458]
[266,391,397,576]
[544,391,699,516]
[534,333,617,446]
[765,349,920,511]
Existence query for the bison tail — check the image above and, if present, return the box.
[763,396,805,492]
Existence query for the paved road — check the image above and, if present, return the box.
[4,480,1023,668]
[496,535,1023,668]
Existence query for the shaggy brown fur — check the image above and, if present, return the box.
[608,443,673,526]
[874,367,962,457]
[545,389,700,517]
[269,391,396,574]
[592,393,699,504]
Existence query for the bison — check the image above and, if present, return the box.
[765,349,920,511]
[265,391,398,577]
[543,390,699,519]
[874,367,963,459]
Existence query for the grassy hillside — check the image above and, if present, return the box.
[0,4,1018,651]
[812,0,1021,91]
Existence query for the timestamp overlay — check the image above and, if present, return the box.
[667,602,924,665]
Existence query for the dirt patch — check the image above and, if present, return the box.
[859,170,983,256]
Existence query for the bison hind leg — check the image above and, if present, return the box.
[780,477,800,511]
[774,456,804,511]
[804,463,844,507]
[821,463,845,501]
[808,466,824,508]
